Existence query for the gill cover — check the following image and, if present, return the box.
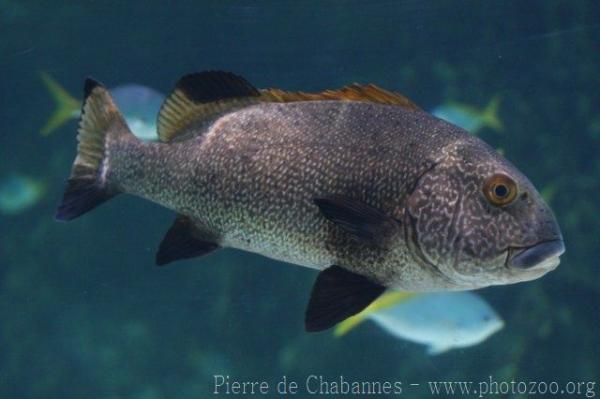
[406,161,463,270]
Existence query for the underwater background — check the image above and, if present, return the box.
[1,1,599,398]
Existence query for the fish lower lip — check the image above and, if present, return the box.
[509,240,565,269]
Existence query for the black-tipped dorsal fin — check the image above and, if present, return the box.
[260,84,421,111]
[158,71,421,143]
[157,71,261,142]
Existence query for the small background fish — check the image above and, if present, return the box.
[0,174,45,215]
[39,72,163,141]
[335,291,504,355]
[431,97,503,135]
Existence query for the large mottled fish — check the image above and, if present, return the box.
[56,71,564,332]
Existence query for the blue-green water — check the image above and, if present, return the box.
[1,1,599,398]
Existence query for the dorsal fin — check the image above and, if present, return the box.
[157,71,261,142]
[261,84,421,110]
[158,71,421,143]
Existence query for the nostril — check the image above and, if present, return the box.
[520,192,528,201]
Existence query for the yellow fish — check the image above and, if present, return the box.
[431,96,503,135]
[334,291,416,336]
[335,291,504,355]
[39,72,80,136]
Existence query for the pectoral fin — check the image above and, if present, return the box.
[156,215,219,266]
[305,265,385,332]
[314,196,399,245]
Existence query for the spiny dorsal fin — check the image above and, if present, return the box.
[261,84,421,111]
[157,71,261,142]
[158,71,421,143]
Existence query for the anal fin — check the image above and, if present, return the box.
[156,215,219,266]
[305,265,385,332]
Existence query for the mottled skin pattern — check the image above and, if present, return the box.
[107,100,561,291]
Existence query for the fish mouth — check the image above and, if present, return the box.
[508,240,565,269]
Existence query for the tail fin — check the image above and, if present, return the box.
[481,96,503,132]
[333,291,415,337]
[39,72,80,136]
[56,78,134,221]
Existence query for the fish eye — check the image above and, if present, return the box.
[483,174,517,206]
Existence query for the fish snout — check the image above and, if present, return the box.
[508,239,565,269]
